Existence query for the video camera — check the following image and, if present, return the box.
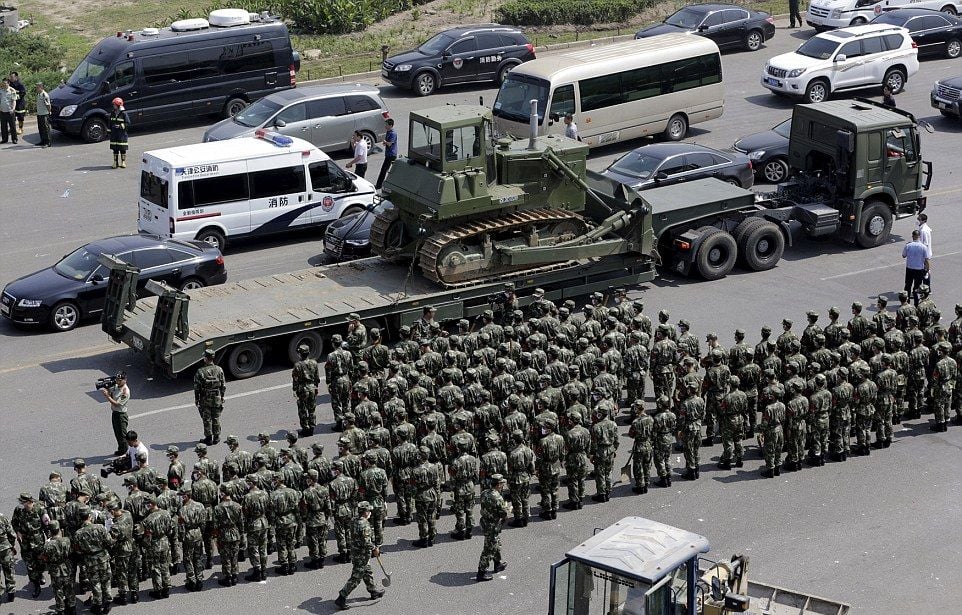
[487,291,511,307]
[95,372,125,390]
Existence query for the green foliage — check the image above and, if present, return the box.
[496,0,652,26]
[0,31,66,112]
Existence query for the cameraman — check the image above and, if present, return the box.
[102,430,148,478]
[99,372,130,455]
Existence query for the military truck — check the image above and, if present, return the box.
[549,516,850,615]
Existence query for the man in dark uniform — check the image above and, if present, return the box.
[193,349,226,445]
[292,344,320,436]
[109,97,130,168]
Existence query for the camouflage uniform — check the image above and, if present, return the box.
[932,344,959,430]
[535,421,566,516]
[74,516,112,607]
[292,347,320,434]
[270,478,301,573]
[326,337,354,428]
[760,398,785,477]
[784,387,808,470]
[0,512,15,598]
[506,432,535,526]
[358,455,389,546]
[830,368,854,459]
[449,451,480,537]
[241,478,270,580]
[650,329,678,401]
[302,471,331,567]
[390,431,418,524]
[106,503,137,602]
[651,397,676,486]
[335,503,383,608]
[477,477,511,581]
[874,359,898,447]
[808,375,832,463]
[329,463,358,561]
[718,378,747,468]
[853,373,878,454]
[143,501,175,596]
[193,353,226,444]
[40,524,74,614]
[412,449,440,546]
[11,494,45,590]
[628,404,654,491]
[563,412,591,508]
[678,385,705,479]
[590,412,619,498]
[213,489,243,584]
[906,335,930,419]
[179,493,208,588]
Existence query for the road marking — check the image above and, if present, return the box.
[0,342,118,375]
[129,383,290,419]
[820,249,962,281]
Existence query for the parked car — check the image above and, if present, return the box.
[806,0,961,32]
[382,24,535,96]
[323,201,393,260]
[761,23,919,103]
[635,3,776,51]
[872,8,962,58]
[203,84,388,153]
[600,143,754,190]
[1,235,226,332]
[931,75,962,117]
[732,118,791,183]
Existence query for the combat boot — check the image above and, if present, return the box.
[590,494,605,502]
[494,560,508,573]
[450,530,464,540]
[288,562,297,574]
[427,537,434,547]
[734,459,743,468]
[170,563,179,575]
[230,576,238,586]
[773,466,780,476]
[682,468,696,480]
[101,601,111,614]
[717,460,731,470]
[218,577,232,587]
[160,587,169,599]
[464,526,473,539]
[5,591,12,602]
[305,557,321,568]
[112,155,118,169]
[130,590,139,603]
[119,154,127,168]
[148,589,161,599]
[334,594,349,610]
[275,565,288,575]
[702,436,713,447]
[245,568,262,582]
[114,593,128,605]
[91,605,103,615]
[476,568,493,582]
[656,477,669,488]
[883,439,891,448]
[205,556,213,570]
[761,468,774,478]
[632,486,645,494]
[369,589,385,599]
[411,538,427,548]
[562,500,578,510]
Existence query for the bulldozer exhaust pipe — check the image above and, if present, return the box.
[528,99,538,150]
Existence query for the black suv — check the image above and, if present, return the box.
[382,24,535,96]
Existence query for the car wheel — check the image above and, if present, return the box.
[226,342,264,379]
[856,201,893,248]
[804,80,829,104]
[663,114,688,141]
[179,277,205,291]
[884,68,906,94]
[414,72,437,96]
[726,178,741,186]
[941,5,958,16]
[196,228,226,252]
[49,301,81,332]
[694,227,737,280]
[81,117,108,143]
[738,220,784,271]
[762,158,789,183]
[496,64,514,84]
[287,331,324,364]
[224,97,247,119]
[745,30,763,52]
[849,17,867,26]
[946,38,961,59]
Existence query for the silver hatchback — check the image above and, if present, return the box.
[203,84,389,152]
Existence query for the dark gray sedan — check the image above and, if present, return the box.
[600,143,754,190]
[732,118,791,183]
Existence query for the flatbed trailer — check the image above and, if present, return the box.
[101,252,655,379]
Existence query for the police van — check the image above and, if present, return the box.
[138,131,376,251]
[806,0,961,31]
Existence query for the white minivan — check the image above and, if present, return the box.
[806,0,961,31]
[138,131,376,251]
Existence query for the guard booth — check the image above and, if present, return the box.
[548,517,709,615]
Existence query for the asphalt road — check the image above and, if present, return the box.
[1,19,962,614]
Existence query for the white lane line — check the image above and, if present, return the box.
[820,249,962,281]
[129,383,290,419]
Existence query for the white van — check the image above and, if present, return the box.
[138,131,375,251]
[491,34,724,147]
[806,0,961,31]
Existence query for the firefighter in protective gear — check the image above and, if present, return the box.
[109,97,130,168]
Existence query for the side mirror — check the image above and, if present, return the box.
[274,119,287,128]
[698,25,709,32]
[443,50,452,58]
[549,112,560,122]
[101,81,111,94]
[655,171,669,181]
[834,54,847,62]
[91,273,104,284]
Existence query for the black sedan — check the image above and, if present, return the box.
[1,234,227,332]
[600,143,754,190]
[732,118,791,183]
[323,201,391,260]
[872,9,962,59]
[635,3,776,52]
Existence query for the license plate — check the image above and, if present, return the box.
[764,77,781,87]
[381,69,388,78]
[0,304,9,316]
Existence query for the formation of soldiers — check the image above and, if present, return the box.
[4,283,961,612]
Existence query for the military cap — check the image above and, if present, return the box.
[734,328,745,337]
[512,309,524,318]
[106,499,123,511]
[194,443,208,452]
[192,461,206,472]
[354,382,368,394]
[582,304,594,313]
[761,325,772,334]
[956,303,962,313]
[424,396,437,406]
[533,288,546,296]
[279,448,291,458]
[828,306,840,316]
[591,291,603,300]
[678,318,690,328]
[370,327,380,338]
[204,348,216,359]
[938,341,951,352]
[297,343,310,355]
[876,295,888,306]
[918,285,930,295]
[77,505,92,519]
[539,373,552,382]
[331,333,343,343]
[782,318,792,327]
[658,309,670,318]
[489,473,506,484]
[122,475,137,486]
[343,412,356,422]
[424,414,438,427]
[357,360,369,371]
[806,310,818,318]
[430,321,441,330]
[706,331,717,340]
[18,492,34,502]
[425,305,437,312]
[73,458,86,467]
[244,474,258,484]
[47,520,60,532]
[155,475,168,486]
[763,368,776,379]
[852,301,863,309]
[356,501,373,512]
[337,436,350,447]
[340,341,350,350]
[543,417,558,429]
[606,316,617,325]
[224,435,239,445]
[729,375,741,387]
[258,432,270,441]
[219,484,231,495]
[483,309,494,318]
[897,291,909,301]
[49,470,61,480]
[418,445,431,457]
[399,325,411,334]
[837,365,849,377]
[363,450,377,463]
[419,337,431,346]
[73,484,93,497]
[311,442,324,453]
[348,312,361,321]
[166,445,179,454]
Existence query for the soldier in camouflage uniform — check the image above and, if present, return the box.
[718,375,746,469]
[346,312,368,360]
[651,396,676,487]
[853,367,878,455]
[906,331,930,419]
[505,429,535,527]
[40,520,74,615]
[624,331,649,407]
[165,446,185,491]
[628,400,654,492]
[105,500,135,605]
[534,416,565,516]
[334,501,384,610]
[241,475,270,582]
[874,354,898,448]
[73,507,112,612]
[390,427,418,525]
[412,446,440,547]
[449,441,480,538]
[213,484,243,586]
[932,342,958,431]
[0,509,15,602]
[178,487,207,590]
[476,474,511,582]
[142,495,175,599]
[329,460,357,563]
[678,380,705,480]
[292,344,320,436]
[702,349,730,446]
[153,476,182,576]
[808,374,832,466]
[189,463,218,569]
[783,381,808,472]
[561,410,591,509]
[301,469,331,568]
[40,471,68,533]
[358,451,389,546]
[193,348,226,445]
[270,472,301,574]
[651,325,678,401]
[11,492,44,597]
[590,406,619,500]
[759,388,785,478]
[830,366,854,461]
[326,336,353,430]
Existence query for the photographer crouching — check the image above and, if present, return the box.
[101,430,149,479]
[98,372,130,455]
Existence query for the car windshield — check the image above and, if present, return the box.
[419,32,455,55]
[608,151,664,180]
[233,98,282,127]
[665,8,707,27]
[66,56,110,91]
[493,74,550,125]
[773,119,792,138]
[796,36,840,60]
[53,246,102,281]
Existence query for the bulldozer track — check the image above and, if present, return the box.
[419,208,587,286]
[369,206,400,257]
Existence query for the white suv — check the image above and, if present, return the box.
[806,0,961,32]
[761,24,919,103]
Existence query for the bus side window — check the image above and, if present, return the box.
[549,84,575,118]
[107,61,135,92]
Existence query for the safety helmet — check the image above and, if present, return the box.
[112,97,124,106]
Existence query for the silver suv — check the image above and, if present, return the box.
[203,84,389,152]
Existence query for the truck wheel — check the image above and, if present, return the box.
[414,72,437,96]
[856,201,893,248]
[695,228,737,280]
[81,117,108,143]
[941,5,958,15]
[739,221,784,271]
[883,68,906,94]
[224,97,247,119]
[761,158,789,183]
[287,331,323,364]
[804,80,829,104]
[227,342,264,379]
[663,114,688,142]
[196,228,226,252]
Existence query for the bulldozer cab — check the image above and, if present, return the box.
[549,517,709,615]
[407,105,493,175]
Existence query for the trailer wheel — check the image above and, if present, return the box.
[739,220,784,271]
[695,228,737,280]
[227,342,264,379]
[287,331,324,364]
[856,201,893,248]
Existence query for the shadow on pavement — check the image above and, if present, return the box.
[429,569,479,587]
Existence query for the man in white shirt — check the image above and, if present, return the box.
[101,430,149,477]
[917,213,932,288]
[563,113,579,141]
[346,130,369,178]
